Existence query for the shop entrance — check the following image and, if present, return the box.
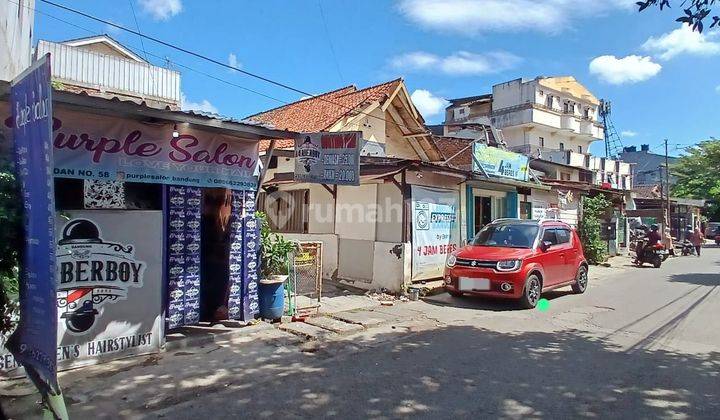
[474,196,492,234]
[200,188,232,321]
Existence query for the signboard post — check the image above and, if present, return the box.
[294,131,360,186]
[6,54,68,418]
[472,143,529,181]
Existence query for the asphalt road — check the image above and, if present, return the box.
[149,247,720,419]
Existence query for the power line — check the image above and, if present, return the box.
[127,0,149,62]
[317,0,345,84]
[37,0,421,133]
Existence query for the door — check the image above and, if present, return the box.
[539,228,565,286]
[474,196,492,235]
[554,228,575,281]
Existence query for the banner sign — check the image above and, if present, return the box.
[6,54,59,392]
[294,131,360,185]
[227,190,259,321]
[3,109,261,190]
[166,186,202,329]
[411,186,460,281]
[472,143,529,181]
[1,211,163,376]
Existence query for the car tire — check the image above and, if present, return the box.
[572,265,588,294]
[448,290,464,298]
[519,274,541,309]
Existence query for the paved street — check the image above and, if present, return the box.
[150,248,720,419]
[4,248,720,419]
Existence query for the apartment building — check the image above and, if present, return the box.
[620,144,678,187]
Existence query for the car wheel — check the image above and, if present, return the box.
[519,274,541,309]
[572,265,588,294]
[448,290,464,298]
[652,255,662,268]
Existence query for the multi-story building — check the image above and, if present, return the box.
[1,0,35,82]
[35,35,181,109]
[444,76,633,190]
[620,144,678,187]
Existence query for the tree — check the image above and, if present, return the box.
[0,153,22,335]
[672,139,720,220]
[637,1,719,32]
[579,194,612,264]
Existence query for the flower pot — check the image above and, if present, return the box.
[258,275,288,320]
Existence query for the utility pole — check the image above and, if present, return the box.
[664,138,671,236]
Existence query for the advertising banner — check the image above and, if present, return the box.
[1,108,261,190]
[472,143,529,181]
[1,211,164,376]
[411,186,460,281]
[6,54,59,392]
[294,131,360,185]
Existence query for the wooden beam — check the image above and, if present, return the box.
[257,138,277,190]
[320,183,337,198]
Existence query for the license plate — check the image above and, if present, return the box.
[459,277,490,291]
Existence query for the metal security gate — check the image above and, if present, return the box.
[289,242,323,312]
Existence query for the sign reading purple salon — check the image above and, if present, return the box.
[6,54,60,393]
[49,109,260,190]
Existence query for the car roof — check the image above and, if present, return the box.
[491,218,571,228]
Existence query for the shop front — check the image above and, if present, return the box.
[0,89,291,375]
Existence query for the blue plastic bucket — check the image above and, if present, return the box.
[258,278,285,320]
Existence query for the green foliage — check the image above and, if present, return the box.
[637,1,719,32]
[672,139,720,220]
[0,154,21,334]
[579,194,612,264]
[255,211,298,277]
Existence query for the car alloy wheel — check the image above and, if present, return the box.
[572,266,588,294]
[520,275,541,309]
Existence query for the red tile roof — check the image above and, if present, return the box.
[249,79,403,151]
[431,136,474,169]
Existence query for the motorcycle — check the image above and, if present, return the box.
[634,240,667,268]
[679,239,696,256]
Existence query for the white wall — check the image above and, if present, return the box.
[335,184,378,241]
[281,233,338,280]
[1,0,34,82]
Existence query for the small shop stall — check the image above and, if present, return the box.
[0,86,292,374]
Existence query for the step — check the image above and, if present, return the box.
[278,321,336,340]
[305,316,364,335]
[329,309,397,328]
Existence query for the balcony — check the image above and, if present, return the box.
[560,114,581,132]
[36,40,180,107]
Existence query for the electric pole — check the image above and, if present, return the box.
[664,138,671,236]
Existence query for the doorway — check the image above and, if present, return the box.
[200,188,233,321]
[474,196,492,234]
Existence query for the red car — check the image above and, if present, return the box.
[444,219,588,309]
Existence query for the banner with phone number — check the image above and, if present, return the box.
[411,185,461,281]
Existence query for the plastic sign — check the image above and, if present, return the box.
[294,132,361,185]
[472,143,529,181]
[411,186,460,281]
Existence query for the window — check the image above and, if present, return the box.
[542,229,558,245]
[459,108,466,115]
[578,145,583,154]
[257,189,309,233]
[539,137,545,147]
[545,95,553,108]
[560,172,571,181]
[579,171,593,183]
[520,201,533,220]
[556,229,571,244]
[472,223,539,248]
[584,108,590,118]
[559,142,565,150]
[563,102,570,113]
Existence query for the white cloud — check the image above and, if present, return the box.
[227,53,241,71]
[391,51,520,75]
[180,92,219,114]
[589,55,662,85]
[621,130,638,137]
[410,89,449,118]
[716,85,720,94]
[642,25,720,60]
[138,0,182,21]
[397,0,635,34]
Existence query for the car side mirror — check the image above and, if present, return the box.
[540,241,552,252]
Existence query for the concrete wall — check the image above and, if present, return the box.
[1,0,34,82]
[375,182,403,243]
[281,233,339,280]
[335,184,377,241]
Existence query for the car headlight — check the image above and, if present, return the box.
[446,254,457,268]
[496,260,521,272]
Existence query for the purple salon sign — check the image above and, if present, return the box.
[6,54,60,393]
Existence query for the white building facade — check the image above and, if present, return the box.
[1,0,35,82]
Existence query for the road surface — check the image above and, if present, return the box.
[151,248,720,419]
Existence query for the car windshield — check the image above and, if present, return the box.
[471,223,539,248]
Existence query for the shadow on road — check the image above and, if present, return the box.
[670,273,720,287]
[421,289,574,312]
[153,325,719,419]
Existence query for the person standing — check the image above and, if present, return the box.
[690,225,704,257]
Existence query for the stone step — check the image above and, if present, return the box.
[329,309,397,328]
[278,321,336,340]
[304,316,364,335]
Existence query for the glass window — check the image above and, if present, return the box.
[539,137,545,147]
[542,228,558,245]
[472,223,539,248]
[578,145,583,154]
[556,229,571,244]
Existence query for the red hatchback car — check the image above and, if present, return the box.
[444,219,588,309]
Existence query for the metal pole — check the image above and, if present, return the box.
[664,138,671,235]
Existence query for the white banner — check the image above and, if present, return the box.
[411,186,460,281]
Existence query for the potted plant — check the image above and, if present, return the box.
[255,212,298,321]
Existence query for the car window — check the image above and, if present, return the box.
[542,228,558,245]
[472,224,539,248]
[556,229,571,244]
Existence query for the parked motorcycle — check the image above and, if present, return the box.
[634,239,667,268]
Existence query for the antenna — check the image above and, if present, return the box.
[599,99,623,158]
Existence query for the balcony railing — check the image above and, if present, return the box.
[36,40,181,105]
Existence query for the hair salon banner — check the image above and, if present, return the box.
[228,190,259,321]
[6,54,60,393]
[2,109,261,191]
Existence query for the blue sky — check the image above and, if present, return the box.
[31,0,720,156]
